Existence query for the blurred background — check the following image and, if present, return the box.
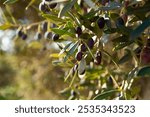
[0,0,66,100]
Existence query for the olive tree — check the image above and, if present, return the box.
[0,0,150,100]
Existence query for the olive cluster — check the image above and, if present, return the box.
[16,21,60,41]
[16,28,28,40]
[73,26,103,76]
[39,0,57,12]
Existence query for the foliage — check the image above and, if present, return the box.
[0,0,150,100]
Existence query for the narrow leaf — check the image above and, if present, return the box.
[93,90,119,100]
[58,0,77,18]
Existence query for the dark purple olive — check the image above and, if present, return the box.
[49,3,57,9]
[71,90,77,97]
[76,26,82,37]
[16,29,23,37]
[107,77,113,87]
[80,44,87,52]
[42,22,48,32]
[102,0,109,6]
[97,17,105,29]
[34,32,42,40]
[52,34,59,41]
[21,33,27,40]
[44,31,52,39]
[88,38,94,49]
[75,51,83,61]
[39,2,47,12]
[115,17,125,28]
[94,51,102,65]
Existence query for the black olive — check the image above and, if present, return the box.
[44,31,52,39]
[42,22,48,32]
[34,32,42,40]
[97,17,105,29]
[102,0,109,6]
[16,29,23,37]
[80,44,87,52]
[52,34,59,41]
[75,51,83,61]
[76,26,82,37]
[39,2,47,12]
[87,38,94,49]
[21,33,27,40]
[49,3,57,9]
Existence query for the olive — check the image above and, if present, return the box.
[71,90,77,97]
[76,26,82,37]
[115,17,125,28]
[75,51,83,61]
[44,31,52,39]
[16,29,23,37]
[107,77,113,87]
[39,2,47,12]
[102,0,109,6]
[34,32,42,40]
[97,17,105,29]
[80,44,86,52]
[49,3,57,9]
[42,22,48,32]
[52,34,59,41]
[21,33,27,40]
[87,38,94,49]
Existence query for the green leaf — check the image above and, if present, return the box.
[51,28,75,37]
[63,41,78,62]
[3,0,18,4]
[42,14,65,24]
[25,0,36,10]
[93,90,119,100]
[130,18,150,41]
[58,0,77,18]
[137,66,150,77]
[0,24,13,30]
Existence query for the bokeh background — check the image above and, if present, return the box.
[0,0,66,99]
